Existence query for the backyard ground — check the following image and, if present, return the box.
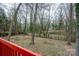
[3,35,76,56]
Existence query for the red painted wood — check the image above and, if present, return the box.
[0,38,41,56]
[0,42,1,56]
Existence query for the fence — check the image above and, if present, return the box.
[0,38,41,56]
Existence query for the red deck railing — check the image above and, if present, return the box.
[0,38,41,56]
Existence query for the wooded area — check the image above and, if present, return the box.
[0,3,79,56]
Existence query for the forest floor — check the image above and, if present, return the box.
[3,35,76,56]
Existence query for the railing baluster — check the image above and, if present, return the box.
[20,54,22,56]
[0,43,1,56]
[12,49,14,56]
[2,45,4,55]
[7,46,8,55]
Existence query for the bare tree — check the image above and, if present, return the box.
[30,3,38,45]
[45,4,51,38]
[76,3,79,56]
[8,3,22,41]
[23,4,28,34]
[63,3,74,45]
[67,3,73,45]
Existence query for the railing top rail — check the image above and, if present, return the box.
[0,38,41,56]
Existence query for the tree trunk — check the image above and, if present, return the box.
[45,4,51,38]
[23,13,27,34]
[30,7,33,33]
[7,3,22,41]
[67,3,73,45]
[76,3,79,56]
[31,4,38,45]
[8,18,13,41]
